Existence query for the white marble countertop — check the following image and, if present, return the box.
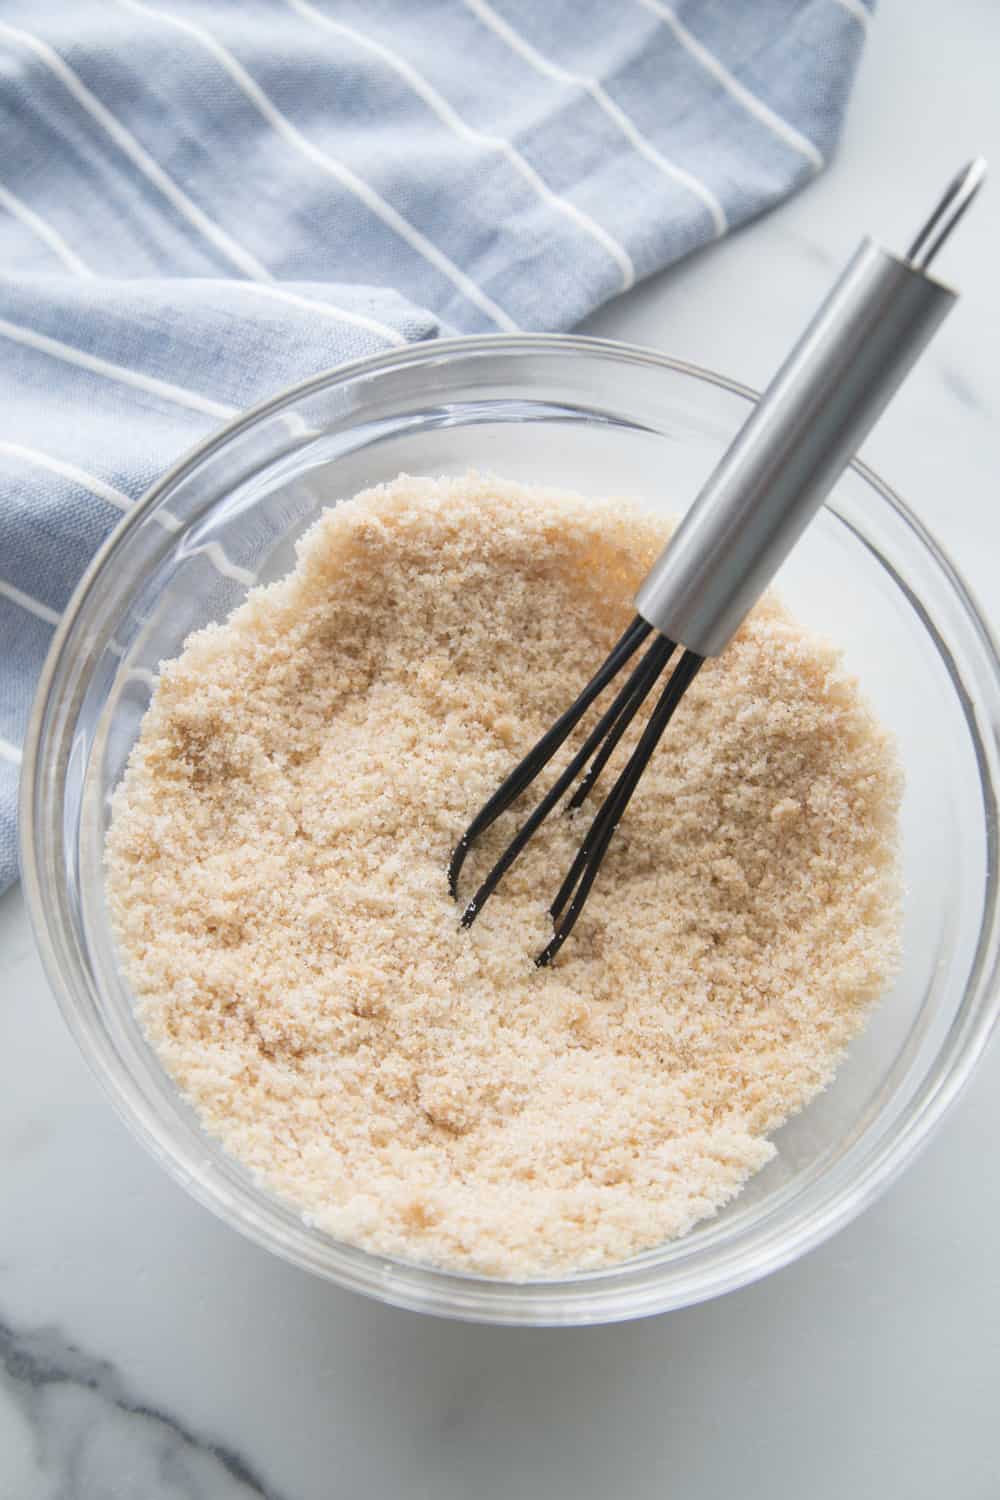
[2,1,998,1495]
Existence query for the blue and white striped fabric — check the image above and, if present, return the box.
[0,0,872,891]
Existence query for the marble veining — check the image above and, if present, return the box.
[0,1315,283,1500]
[935,361,992,418]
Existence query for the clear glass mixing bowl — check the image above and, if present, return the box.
[20,336,1000,1325]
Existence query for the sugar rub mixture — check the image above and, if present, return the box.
[106,472,902,1278]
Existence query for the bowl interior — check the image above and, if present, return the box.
[25,338,1000,1323]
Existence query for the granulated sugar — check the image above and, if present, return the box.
[105,472,902,1278]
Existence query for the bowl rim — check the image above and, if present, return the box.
[19,333,1000,1324]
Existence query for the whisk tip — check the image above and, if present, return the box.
[535,930,566,967]
[447,836,470,899]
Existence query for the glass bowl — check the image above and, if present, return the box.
[20,336,1000,1325]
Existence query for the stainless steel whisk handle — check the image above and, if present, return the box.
[636,160,987,658]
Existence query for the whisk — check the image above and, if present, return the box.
[449,160,986,965]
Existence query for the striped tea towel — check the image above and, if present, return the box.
[0,0,872,892]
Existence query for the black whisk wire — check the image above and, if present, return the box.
[537,648,702,966]
[449,611,703,963]
[566,638,673,812]
[447,614,650,898]
[459,631,676,927]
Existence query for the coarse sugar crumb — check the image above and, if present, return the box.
[105,471,903,1279]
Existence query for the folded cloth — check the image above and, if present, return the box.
[0,0,871,891]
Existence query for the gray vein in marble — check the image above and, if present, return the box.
[0,1316,288,1500]
[936,362,991,419]
[775,225,840,272]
